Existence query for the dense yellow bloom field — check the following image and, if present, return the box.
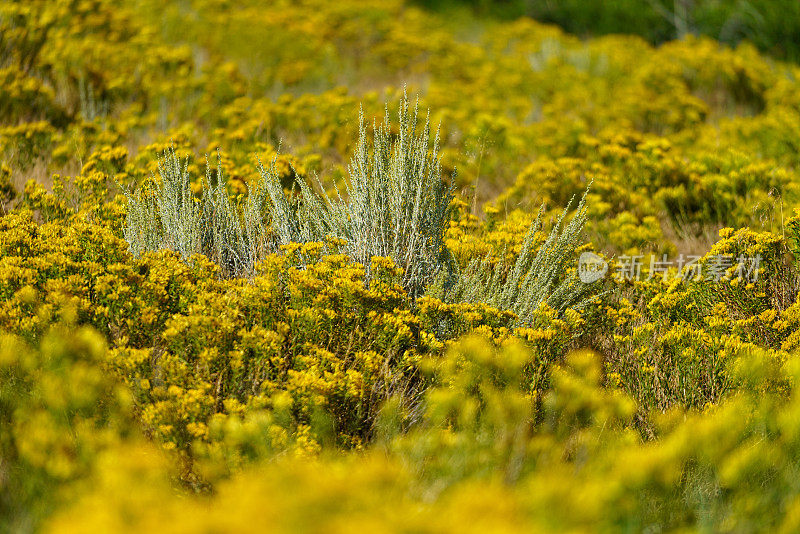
[4,0,800,531]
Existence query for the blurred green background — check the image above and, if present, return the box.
[419,0,800,62]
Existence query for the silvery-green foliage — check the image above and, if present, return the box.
[258,92,455,299]
[154,148,202,260]
[121,147,201,261]
[448,187,591,326]
[257,156,329,248]
[199,154,272,277]
[342,96,455,298]
[121,187,162,258]
[122,147,278,278]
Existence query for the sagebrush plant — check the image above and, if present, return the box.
[122,148,276,278]
[200,153,274,277]
[259,92,456,299]
[153,149,201,260]
[124,93,457,296]
[448,188,591,325]
[121,148,197,260]
[339,96,455,299]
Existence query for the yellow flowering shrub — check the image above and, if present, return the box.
[0,317,139,531]
[36,339,800,533]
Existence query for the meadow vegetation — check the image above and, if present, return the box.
[3,0,800,531]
